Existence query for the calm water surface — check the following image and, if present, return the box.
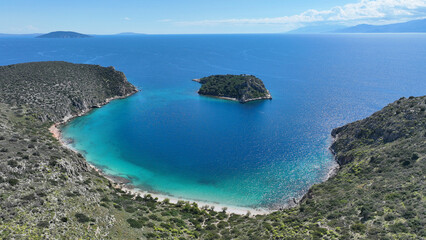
[1,34,425,208]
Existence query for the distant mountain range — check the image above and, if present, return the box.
[37,31,91,38]
[1,19,425,37]
[287,18,426,34]
[335,18,426,33]
[0,31,148,38]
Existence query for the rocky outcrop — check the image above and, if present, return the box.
[195,74,272,103]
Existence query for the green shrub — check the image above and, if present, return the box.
[37,221,49,228]
[205,224,217,230]
[170,217,186,228]
[75,213,90,223]
[124,206,137,213]
[217,221,228,229]
[144,233,158,239]
[146,222,155,228]
[127,218,142,228]
[384,214,395,221]
[7,160,18,167]
[8,178,18,186]
[351,223,366,233]
[148,214,162,221]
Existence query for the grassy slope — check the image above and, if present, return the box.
[0,62,424,239]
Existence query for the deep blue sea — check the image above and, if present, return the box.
[1,34,425,210]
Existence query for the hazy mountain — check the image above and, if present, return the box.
[37,31,91,38]
[335,18,426,33]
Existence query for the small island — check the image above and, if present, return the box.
[37,31,91,38]
[193,74,272,103]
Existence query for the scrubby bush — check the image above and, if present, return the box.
[127,218,142,228]
[8,178,18,186]
[351,223,366,233]
[75,213,90,223]
[7,160,18,168]
[37,221,49,228]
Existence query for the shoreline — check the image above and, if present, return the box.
[48,89,138,145]
[48,90,271,215]
[192,77,272,103]
[198,91,272,103]
[52,125,272,215]
[49,89,339,216]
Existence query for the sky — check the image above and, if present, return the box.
[0,0,425,34]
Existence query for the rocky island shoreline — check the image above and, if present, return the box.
[0,61,424,239]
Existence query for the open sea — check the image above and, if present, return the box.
[1,34,425,210]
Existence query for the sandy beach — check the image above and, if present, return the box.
[50,123,271,215]
[50,116,338,215]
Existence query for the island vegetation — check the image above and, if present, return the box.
[194,74,272,103]
[0,62,424,239]
[37,31,91,38]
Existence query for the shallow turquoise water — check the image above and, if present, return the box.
[1,34,425,209]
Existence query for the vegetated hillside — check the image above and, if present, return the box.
[37,31,91,38]
[294,96,425,239]
[0,61,136,122]
[196,74,272,103]
[0,61,424,239]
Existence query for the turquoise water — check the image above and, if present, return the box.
[1,34,425,209]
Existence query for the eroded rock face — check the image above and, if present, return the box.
[195,74,272,103]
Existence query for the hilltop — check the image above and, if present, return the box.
[194,74,272,103]
[37,31,91,38]
[0,61,424,239]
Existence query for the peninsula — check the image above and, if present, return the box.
[0,62,424,239]
[193,74,272,103]
[37,31,91,38]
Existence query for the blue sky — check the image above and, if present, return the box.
[1,0,425,34]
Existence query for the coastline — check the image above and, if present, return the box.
[48,89,138,144]
[49,89,339,216]
[48,90,271,215]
